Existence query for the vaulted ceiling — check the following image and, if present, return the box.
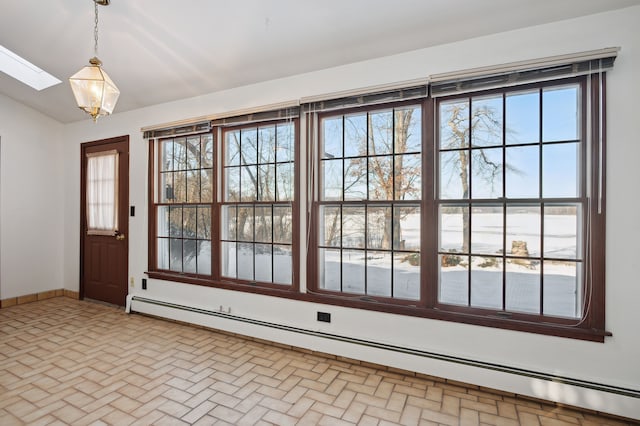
[1,0,638,123]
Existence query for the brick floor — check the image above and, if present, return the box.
[0,298,634,425]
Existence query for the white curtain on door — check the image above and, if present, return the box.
[86,150,119,235]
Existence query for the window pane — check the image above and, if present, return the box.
[273,245,292,285]
[157,238,169,270]
[342,206,365,249]
[322,117,342,159]
[197,206,211,240]
[439,205,469,254]
[543,85,579,142]
[274,206,293,244]
[225,167,240,202]
[237,206,254,242]
[221,241,236,278]
[276,123,294,163]
[321,159,342,201]
[506,205,540,257]
[169,206,182,237]
[472,95,503,147]
[394,253,420,300]
[237,243,254,280]
[259,125,276,163]
[342,249,365,294]
[319,248,341,291]
[160,172,173,203]
[505,145,539,199]
[202,134,213,168]
[344,113,367,157]
[440,99,469,149]
[254,206,272,243]
[197,241,212,276]
[258,164,276,201]
[241,128,258,165]
[439,255,469,306]
[169,239,182,272]
[240,166,257,201]
[86,152,118,234]
[345,157,367,200]
[506,90,539,145]
[157,206,170,237]
[471,205,503,255]
[225,130,241,166]
[276,163,293,201]
[160,139,174,171]
[394,206,420,251]
[186,170,201,203]
[544,204,581,260]
[186,136,200,170]
[543,260,581,318]
[367,251,391,297]
[395,106,421,154]
[182,206,197,238]
[255,244,272,283]
[201,169,213,203]
[173,138,187,170]
[367,206,391,250]
[395,154,421,200]
[368,110,393,155]
[471,256,502,309]
[471,148,502,199]
[505,261,540,314]
[173,171,187,203]
[367,156,391,200]
[320,205,341,247]
[542,142,579,198]
[440,150,469,199]
[221,206,236,240]
[183,239,197,274]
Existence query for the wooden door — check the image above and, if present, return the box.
[80,136,129,306]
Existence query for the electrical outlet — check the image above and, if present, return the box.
[317,312,331,323]
[130,277,134,287]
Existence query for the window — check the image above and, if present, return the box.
[308,76,606,340]
[154,134,213,276]
[315,103,423,301]
[147,64,608,340]
[148,117,298,289]
[220,121,296,286]
[86,150,119,235]
[437,81,586,319]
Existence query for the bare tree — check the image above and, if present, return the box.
[440,99,510,253]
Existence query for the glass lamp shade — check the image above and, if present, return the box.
[69,57,120,121]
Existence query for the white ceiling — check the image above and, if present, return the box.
[1,0,638,123]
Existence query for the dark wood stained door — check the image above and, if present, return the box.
[80,136,129,306]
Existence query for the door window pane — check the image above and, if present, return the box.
[86,151,118,235]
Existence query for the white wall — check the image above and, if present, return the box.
[0,93,64,299]
[61,6,640,419]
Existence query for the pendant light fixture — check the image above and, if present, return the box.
[69,0,120,122]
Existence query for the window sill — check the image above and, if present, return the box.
[144,271,610,342]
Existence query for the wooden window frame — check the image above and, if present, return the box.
[147,75,607,342]
[147,118,301,293]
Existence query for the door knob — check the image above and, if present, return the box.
[116,234,126,240]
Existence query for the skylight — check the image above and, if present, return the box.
[0,45,61,91]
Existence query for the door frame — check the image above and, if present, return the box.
[79,135,130,303]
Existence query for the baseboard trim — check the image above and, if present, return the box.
[0,289,78,308]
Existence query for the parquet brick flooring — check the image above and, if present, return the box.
[0,298,634,425]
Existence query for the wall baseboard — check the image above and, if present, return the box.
[0,289,78,308]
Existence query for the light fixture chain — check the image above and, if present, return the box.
[94,1,99,56]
